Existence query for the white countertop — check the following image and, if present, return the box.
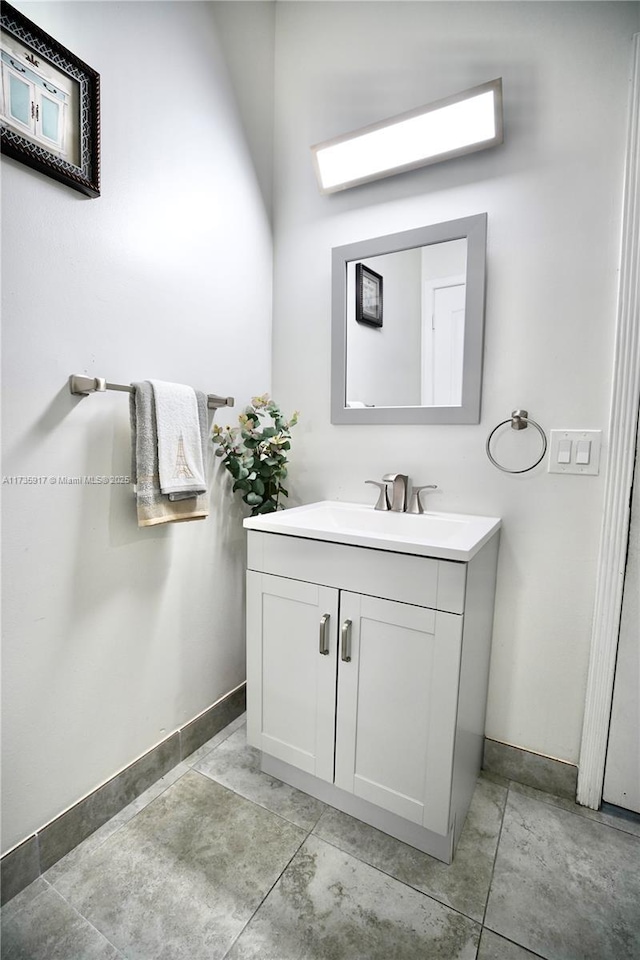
[244,500,501,561]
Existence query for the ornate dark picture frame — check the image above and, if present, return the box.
[355,263,383,327]
[1,2,100,197]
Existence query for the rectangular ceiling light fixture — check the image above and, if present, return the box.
[311,78,503,194]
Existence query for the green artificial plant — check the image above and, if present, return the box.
[212,395,299,516]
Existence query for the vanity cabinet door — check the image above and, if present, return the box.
[246,571,339,783]
[334,593,463,835]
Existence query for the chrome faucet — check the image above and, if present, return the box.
[382,473,410,512]
[366,475,438,513]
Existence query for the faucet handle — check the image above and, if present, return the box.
[365,480,391,511]
[407,484,438,514]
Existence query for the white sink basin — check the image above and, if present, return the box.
[244,500,500,561]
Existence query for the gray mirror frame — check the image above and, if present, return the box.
[331,213,487,424]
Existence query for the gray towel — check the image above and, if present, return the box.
[130,381,209,526]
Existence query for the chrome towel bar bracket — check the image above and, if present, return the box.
[69,374,234,411]
[486,409,548,474]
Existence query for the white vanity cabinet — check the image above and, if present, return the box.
[245,525,499,864]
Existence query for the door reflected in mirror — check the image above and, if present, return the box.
[346,239,467,409]
[331,214,487,425]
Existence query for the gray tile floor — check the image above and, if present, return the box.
[2,714,640,960]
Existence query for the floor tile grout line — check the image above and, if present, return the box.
[479,778,510,931]
[41,881,128,959]
[220,826,314,960]
[185,727,249,771]
[509,782,640,841]
[479,924,550,960]
[478,784,564,960]
[190,765,327,835]
[309,820,484,930]
[0,876,51,925]
[182,715,247,768]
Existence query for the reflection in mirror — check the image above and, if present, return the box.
[346,239,467,408]
[331,214,487,425]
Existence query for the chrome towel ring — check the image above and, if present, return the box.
[486,409,548,474]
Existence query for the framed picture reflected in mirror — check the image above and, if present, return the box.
[356,263,383,327]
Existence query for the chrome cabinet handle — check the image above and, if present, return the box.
[341,619,352,662]
[319,613,330,656]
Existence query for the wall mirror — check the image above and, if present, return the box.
[331,213,487,424]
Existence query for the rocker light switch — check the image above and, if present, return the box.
[549,430,602,475]
[558,439,572,464]
[575,440,591,465]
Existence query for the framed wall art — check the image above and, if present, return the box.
[355,262,383,327]
[0,1,100,197]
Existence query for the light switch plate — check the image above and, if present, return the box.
[549,429,602,475]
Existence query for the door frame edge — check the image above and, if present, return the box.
[577,34,640,809]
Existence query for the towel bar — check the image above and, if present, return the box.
[68,375,234,410]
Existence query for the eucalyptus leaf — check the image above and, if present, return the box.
[255,499,277,514]
[212,394,299,515]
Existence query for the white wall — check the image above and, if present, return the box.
[271,1,639,765]
[1,1,274,854]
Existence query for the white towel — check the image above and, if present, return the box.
[130,382,208,526]
[149,380,206,497]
